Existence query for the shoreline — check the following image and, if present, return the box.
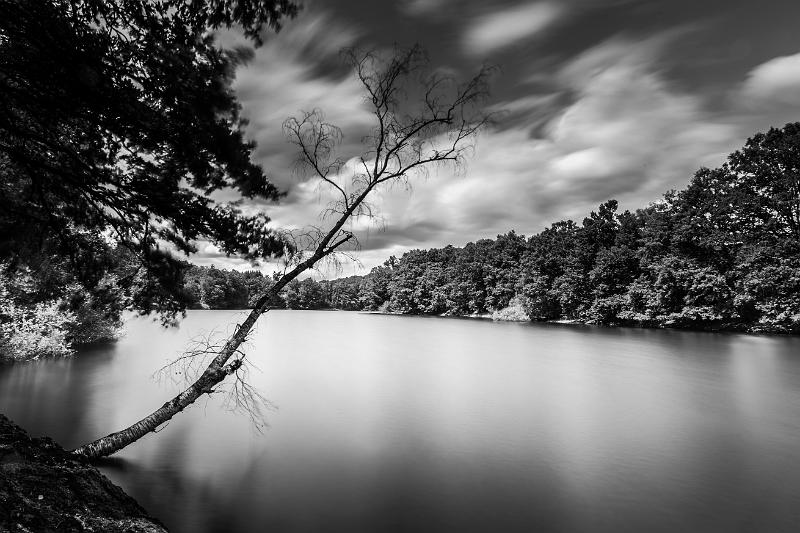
[114,308,799,337]
[355,309,797,336]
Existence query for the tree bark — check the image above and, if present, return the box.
[71,361,238,458]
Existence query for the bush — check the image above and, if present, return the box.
[587,294,628,325]
[0,266,121,361]
[0,290,74,360]
[520,275,561,321]
[492,296,529,322]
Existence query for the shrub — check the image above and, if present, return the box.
[0,266,121,361]
[0,291,75,360]
[492,296,529,322]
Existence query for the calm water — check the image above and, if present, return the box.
[2,310,800,532]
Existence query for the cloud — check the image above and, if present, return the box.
[463,2,564,56]
[400,0,452,15]
[231,12,375,193]
[724,51,800,135]
[736,51,800,132]
[543,38,737,199]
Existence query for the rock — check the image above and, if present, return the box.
[0,414,167,532]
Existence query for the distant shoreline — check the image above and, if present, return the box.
[182,308,796,336]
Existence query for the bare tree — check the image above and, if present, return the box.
[71,45,493,459]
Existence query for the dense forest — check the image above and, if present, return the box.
[181,123,800,334]
[2,123,799,361]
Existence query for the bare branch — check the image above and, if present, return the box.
[284,110,350,209]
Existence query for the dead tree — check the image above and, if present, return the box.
[71,46,492,459]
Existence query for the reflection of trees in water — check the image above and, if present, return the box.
[0,345,119,446]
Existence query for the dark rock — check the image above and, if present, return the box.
[0,415,167,532]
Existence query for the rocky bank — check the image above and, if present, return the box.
[0,415,166,533]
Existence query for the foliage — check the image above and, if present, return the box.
[0,294,74,361]
[0,0,297,338]
[0,0,298,360]
[0,263,121,360]
[284,278,327,310]
[492,296,528,322]
[321,276,363,311]
[734,244,800,333]
[181,266,283,310]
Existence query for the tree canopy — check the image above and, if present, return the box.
[0,0,297,318]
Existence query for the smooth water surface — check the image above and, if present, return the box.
[2,310,800,532]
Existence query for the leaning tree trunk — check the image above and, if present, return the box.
[71,358,243,458]
[71,251,323,458]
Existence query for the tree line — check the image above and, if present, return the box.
[189,124,800,334]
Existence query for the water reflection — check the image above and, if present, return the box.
[2,311,800,532]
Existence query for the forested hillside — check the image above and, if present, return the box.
[191,123,800,333]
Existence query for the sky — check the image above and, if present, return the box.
[196,0,800,276]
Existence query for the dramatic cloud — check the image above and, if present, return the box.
[544,38,737,200]
[463,2,564,56]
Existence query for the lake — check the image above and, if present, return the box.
[2,310,800,532]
